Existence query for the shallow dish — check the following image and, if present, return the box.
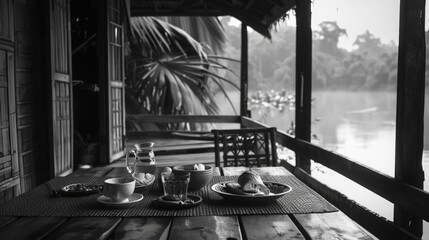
[60,183,101,196]
[97,193,143,208]
[211,181,292,204]
[153,194,202,209]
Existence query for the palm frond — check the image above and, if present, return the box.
[126,17,240,131]
[130,17,207,59]
[158,16,226,55]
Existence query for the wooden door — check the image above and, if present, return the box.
[48,0,73,176]
[100,0,126,163]
[0,0,20,201]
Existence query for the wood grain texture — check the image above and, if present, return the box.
[0,217,66,240]
[241,215,304,240]
[114,217,170,240]
[169,216,242,240]
[44,217,121,240]
[293,214,340,239]
[294,212,376,240]
[315,212,375,240]
[282,162,418,240]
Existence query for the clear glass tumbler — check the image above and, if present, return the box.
[161,171,190,201]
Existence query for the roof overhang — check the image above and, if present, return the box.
[130,0,296,39]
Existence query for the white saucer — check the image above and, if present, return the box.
[133,173,155,188]
[97,193,143,208]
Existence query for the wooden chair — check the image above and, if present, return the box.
[211,127,278,167]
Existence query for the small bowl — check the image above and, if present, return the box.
[173,165,213,191]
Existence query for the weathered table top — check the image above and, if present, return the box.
[0,166,376,240]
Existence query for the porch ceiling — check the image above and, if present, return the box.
[130,0,296,39]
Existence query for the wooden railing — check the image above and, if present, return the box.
[126,114,428,239]
[127,114,241,124]
[242,116,427,240]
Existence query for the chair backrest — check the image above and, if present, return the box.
[211,127,278,167]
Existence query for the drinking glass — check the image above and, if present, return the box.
[161,172,190,201]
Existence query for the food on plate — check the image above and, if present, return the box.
[224,182,266,196]
[236,170,270,195]
[62,183,99,193]
[184,163,205,171]
[196,163,205,170]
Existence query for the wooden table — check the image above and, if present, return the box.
[0,166,376,240]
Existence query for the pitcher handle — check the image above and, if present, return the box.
[125,149,136,174]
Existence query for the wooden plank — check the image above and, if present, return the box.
[314,212,375,240]
[241,215,304,240]
[293,214,341,239]
[0,217,66,240]
[294,212,377,240]
[394,0,425,236]
[222,166,292,176]
[169,216,242,240]
[126,114,241,123]
[113,217,171,240]
[276,131,429,222]
[283,162,420,240]
[44,217,121,240]
[222,166,249,176]
[155,153,215,167]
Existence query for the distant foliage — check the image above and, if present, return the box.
[220,18,416,91]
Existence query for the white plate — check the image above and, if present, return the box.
[97,193,143,208]
[211,181,291,205]
[133,173,155,188]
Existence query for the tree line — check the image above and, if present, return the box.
[220,17,429,92]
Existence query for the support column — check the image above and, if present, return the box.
[295,0,312,173]
[240,23,249,118]
[394,0,425,237]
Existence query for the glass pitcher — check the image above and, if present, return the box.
[126,142,157,185]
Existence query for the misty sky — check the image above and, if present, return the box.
[230,0,429,51]
[312,0,400,50]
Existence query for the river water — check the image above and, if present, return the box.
[217,90,429,237]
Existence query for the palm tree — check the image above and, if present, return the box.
[125,17,239,131]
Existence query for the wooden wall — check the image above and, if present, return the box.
[0,0,51,201]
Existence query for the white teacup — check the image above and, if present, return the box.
[104,177,135,203]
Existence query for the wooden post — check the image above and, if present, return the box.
[394,0,425,237]
[240,23,249,118]
[295,0,312,173]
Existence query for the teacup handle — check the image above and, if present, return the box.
[125,149,136,174]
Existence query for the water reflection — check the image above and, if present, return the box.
[248,90,429,222]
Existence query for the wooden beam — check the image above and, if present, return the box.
[206,0,271,38]
[294,0,312,173]
[240,23,249,117]
[394,0,426,237]
[126,114,241,123]
[275,130,429,222]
